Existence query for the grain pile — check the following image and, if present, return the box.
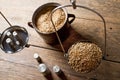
[36,6,65,33]
[68,42,102,73]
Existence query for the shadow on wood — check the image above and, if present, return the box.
[51,25,90,52]
[45,73,53,80]
[57,71,68,80]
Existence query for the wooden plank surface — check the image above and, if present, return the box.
[0,0,120,80]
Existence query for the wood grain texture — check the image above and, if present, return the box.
[0,0,120,80]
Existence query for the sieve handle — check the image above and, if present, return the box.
[28,22,34,28]
[68,14,75,24]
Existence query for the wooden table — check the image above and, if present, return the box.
[0,0,120,80]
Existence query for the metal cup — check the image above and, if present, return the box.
[28,2,75,44]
